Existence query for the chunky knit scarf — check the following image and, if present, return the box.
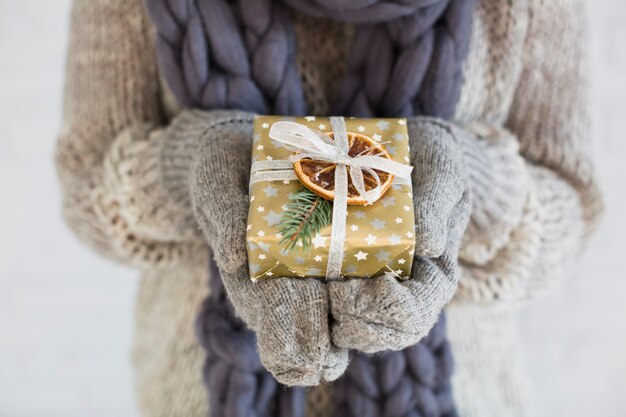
[146,0,473,119]
[146,0,475,416]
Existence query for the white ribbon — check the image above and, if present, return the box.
[251,117,413,280]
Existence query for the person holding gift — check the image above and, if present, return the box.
[55,0,603,416]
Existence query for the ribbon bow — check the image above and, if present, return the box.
[251,117,413,279]
[269,118,413,204]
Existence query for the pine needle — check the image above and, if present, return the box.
[278,188,332,252]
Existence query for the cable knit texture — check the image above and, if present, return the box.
[145,0,474,119]
[333,315,458,417]
[148,0,476,412]
[55,0,603,416]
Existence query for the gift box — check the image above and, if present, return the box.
[246,115,415,281]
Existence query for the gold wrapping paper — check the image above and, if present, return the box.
[246,116,415,280]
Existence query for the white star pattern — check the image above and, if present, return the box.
[388,234,401,245]
[248,117,416,280]
[355,251,368,261]
[312,233,327,249]
[375,250,390,262]
[370,219,386,230]
[365,234,378,245]
[262,210,282,226]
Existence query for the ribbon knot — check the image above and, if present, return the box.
[337,155,352,166]
[251,117,413,280]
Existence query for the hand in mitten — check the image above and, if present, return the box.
[328,118,472,352]
[190,115,348,386]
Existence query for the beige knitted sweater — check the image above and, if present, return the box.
[55,0,602,416]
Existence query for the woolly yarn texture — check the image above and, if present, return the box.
[147,0,476,415]
[196,258,307,417]
[189,110,472,397]
[55,0,603,416]
[146,0,473,118]
[333,315,458,417]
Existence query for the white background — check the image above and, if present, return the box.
[0,1,625,416]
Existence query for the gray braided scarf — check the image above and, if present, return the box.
[145,0,475,416]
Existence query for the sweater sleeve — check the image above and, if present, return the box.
[455,0,603,302]
[55,0,253,268]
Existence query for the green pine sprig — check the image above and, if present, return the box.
[278,188,332,252]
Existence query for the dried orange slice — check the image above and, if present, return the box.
[293,131,394,206]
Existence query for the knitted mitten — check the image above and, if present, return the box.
[196,258,307,416]
[328,118,472,352]
[189,113,348,386]
[184,112,473,378]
